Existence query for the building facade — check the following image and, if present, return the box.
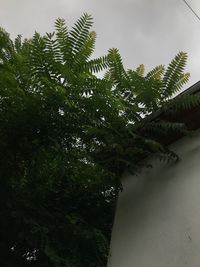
[108,81,200,267]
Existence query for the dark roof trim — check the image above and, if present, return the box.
[146,80,200,122]
[144,80,200,145]
[179,80,200,96]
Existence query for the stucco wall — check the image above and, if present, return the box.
[108,132,200,267]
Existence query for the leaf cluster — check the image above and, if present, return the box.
[0,14,198,267]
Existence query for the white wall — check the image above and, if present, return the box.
[108,132,200,267]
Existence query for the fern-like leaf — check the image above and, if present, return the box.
[84,56,109,73]
[69,13,93,57]
[172,72,190,92]
[141,121,187,136]
[72,31,96,67]
[162,52,188,98]
[107,48,130,88]
[55,18,72,63]
[146,65,165,80]
[164,93,200,112]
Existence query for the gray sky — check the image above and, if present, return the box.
[0,0,199,88]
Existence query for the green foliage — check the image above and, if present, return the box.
[162,52,189,98]
[0,14,198,267]
[106,49,192,116]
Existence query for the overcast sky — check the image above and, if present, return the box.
[0,0,199,88]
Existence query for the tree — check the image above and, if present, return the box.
[0,13,200,267]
